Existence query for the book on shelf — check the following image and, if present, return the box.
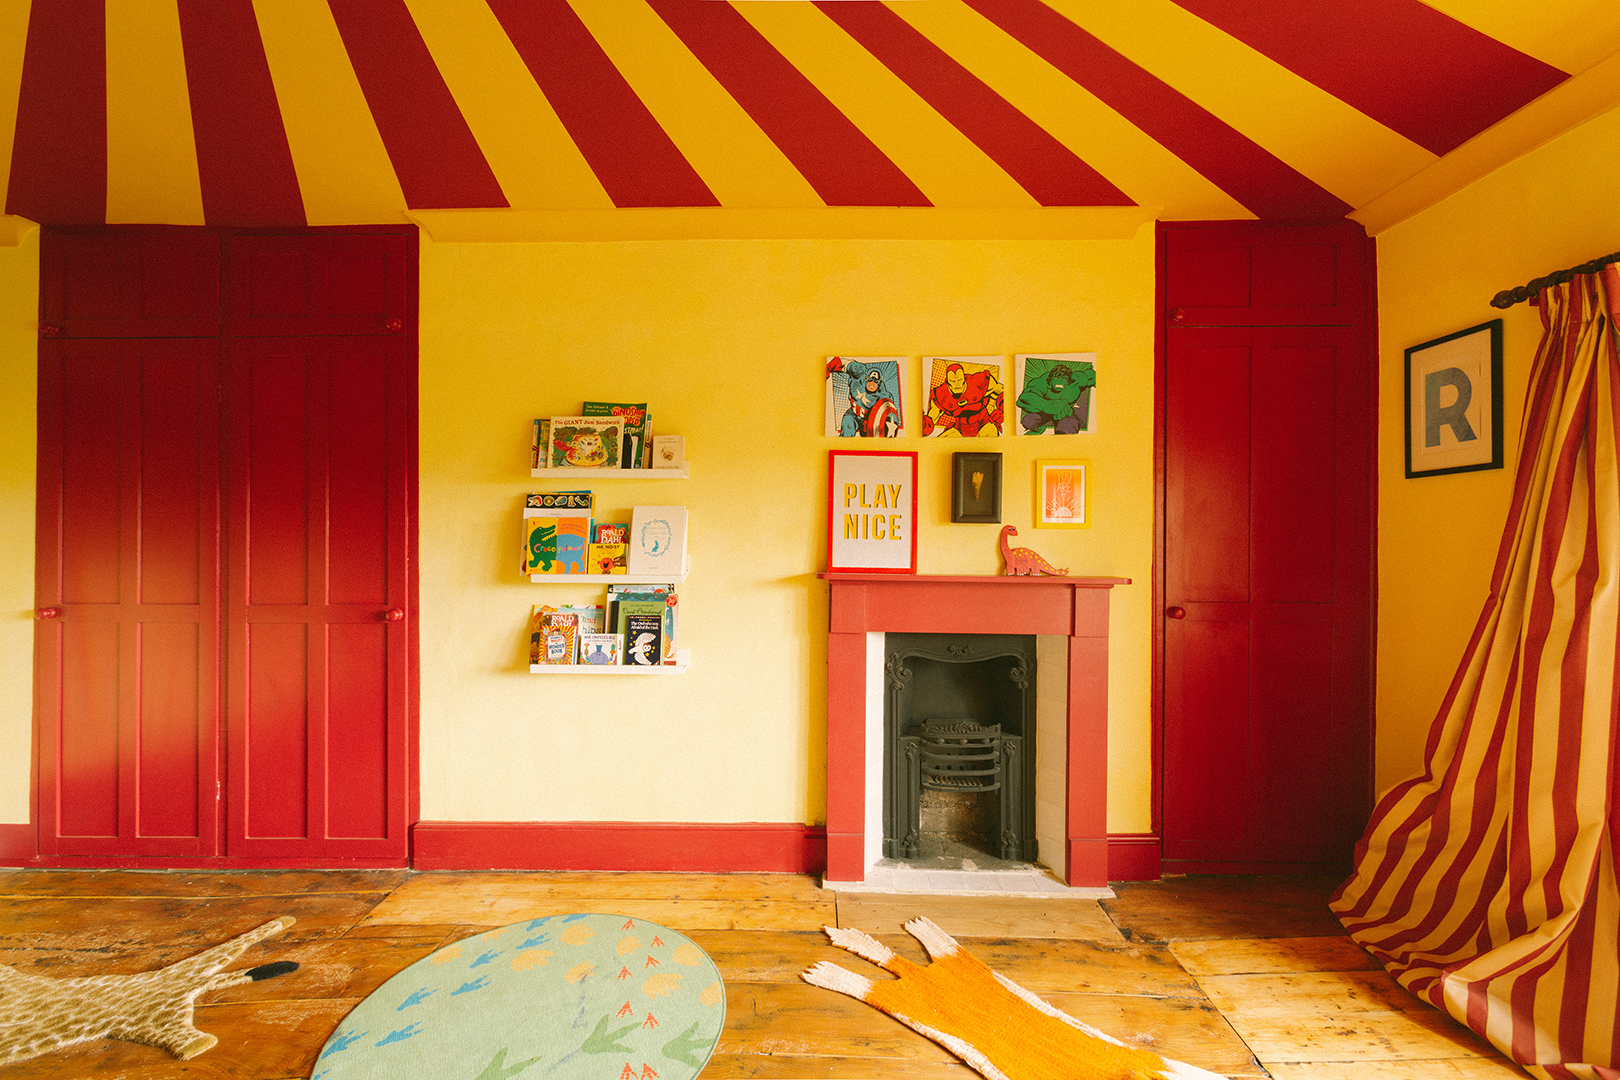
[523,492,593,576]
[560,604,604,636]
[578,633,621,666]
[624,612,663,666]
[582,401,648,469]
[593,522,628,545]
[550,416,624,469]
[651,434,684,470]
[587,542,626,575]
[530,419,550,470]
[627,505,687,577]
[608,583,678,665]
[526,605,582,665]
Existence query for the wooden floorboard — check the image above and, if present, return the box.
[0,869,1530,1080]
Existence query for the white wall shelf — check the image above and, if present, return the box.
[531,651,690,675]
[527,572,687,585]
[530,465,688,479]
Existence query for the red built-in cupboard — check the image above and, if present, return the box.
[34,227,416,866]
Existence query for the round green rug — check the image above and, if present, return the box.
[311,914,725,1080]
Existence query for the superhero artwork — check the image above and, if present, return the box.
[1014,353,1097,435]
[825,356,904,438]
[921,356,1005,438]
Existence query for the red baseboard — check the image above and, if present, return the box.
[411,821,829,874]
[0,822,38,865]
[1107,833,1162,882]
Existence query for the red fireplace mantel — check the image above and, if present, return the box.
[820,573,1129,887]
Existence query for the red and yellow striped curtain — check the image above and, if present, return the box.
[1333,268,1620,1080]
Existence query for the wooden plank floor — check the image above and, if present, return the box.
[0,870,1527,1079]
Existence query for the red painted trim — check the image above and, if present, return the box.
[646,0,928,208]
[815,2,1131,208]
[0,823,37,865]
[176,0,305,226]
[965,0,1350,220]
[411,822,829,874]
[6,0,106,224]
[1151,222,1167,841]
[1172,0,1567,157]
[1107,833,1161,882]
[326,0,507,210]
[24,855,408,870]
[488,0,717,208]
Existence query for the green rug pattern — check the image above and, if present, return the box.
[311,914,724,1080]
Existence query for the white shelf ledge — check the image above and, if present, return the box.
[531,651,689,675]
[528,571,687,585]
[530,465,688,479]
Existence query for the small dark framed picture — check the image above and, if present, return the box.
[951,452,1002,523]
[1405,319,1503,478]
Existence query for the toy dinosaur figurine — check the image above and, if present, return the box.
[999,525,1068,576]
[0,916,298,1066]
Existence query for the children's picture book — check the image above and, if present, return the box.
[609,584,678,664]
[539,611,579,664]
[593,522,628,545]
[582,402,648,469]
[587,542,627,575]
[521,516,557,576]
[627,505,688,577]
[651,434,684,469]
[560,604,605,636]
[553,515,590,575]
[1014,353,1097,434]
[624,613,663,666]
[523,492,593,576]
[526,605,551,665]
[578,633,621,666]
[550,417,624,468]
[922,357,1006,438]
[530,419,550,469]
[825,356,903,438]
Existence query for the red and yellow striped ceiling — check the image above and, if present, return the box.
[3,0,1619,238]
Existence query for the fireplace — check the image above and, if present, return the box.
[883,633,1038,863]
[820,573,1128,887]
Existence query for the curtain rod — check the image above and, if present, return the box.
[1491,249,1620,308]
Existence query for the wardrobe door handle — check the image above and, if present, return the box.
[383,608,404,622]
[37,607,61,619]
[1166,606,1187,620]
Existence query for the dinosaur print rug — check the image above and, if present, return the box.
[312,915,725,1080]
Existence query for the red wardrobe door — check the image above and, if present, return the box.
[1159,220,1373,873]
[225,337,410,860]
[40,229,220,338]
[36,339,221,857]
[1161,327,1371,870]
[228,233,409,337]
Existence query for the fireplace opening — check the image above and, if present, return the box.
[883,633,1037,866]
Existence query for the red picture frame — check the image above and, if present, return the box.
[826,450,918,574]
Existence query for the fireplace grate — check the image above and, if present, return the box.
[919,720,1002,791]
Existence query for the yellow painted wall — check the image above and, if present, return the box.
[0,227,38,824]
[417,231,1158,831]
[1373,103,1620,795]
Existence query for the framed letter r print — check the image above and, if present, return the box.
[1405,320,1503,478]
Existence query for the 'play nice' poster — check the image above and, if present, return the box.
[827,451,917,573]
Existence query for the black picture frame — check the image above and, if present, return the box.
[951,452,1002,523]
[1404,319,1504,478]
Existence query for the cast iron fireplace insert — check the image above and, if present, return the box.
[882,632,1038,862]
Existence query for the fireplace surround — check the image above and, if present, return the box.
[820,573,1128,887]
